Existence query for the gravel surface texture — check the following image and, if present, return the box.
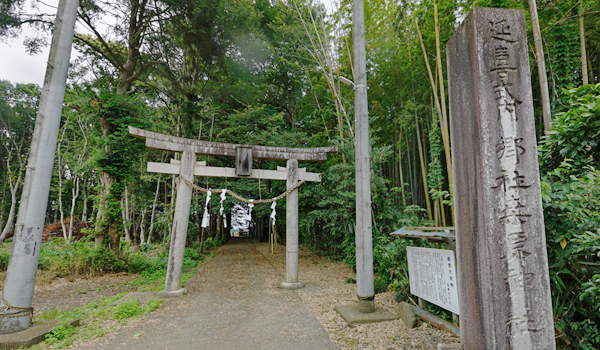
[66,238,337,350]
[253,240,461,350]
[2,238,461,349]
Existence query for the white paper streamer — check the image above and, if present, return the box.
[219,189,226,216]
[201,190,212,228]
[270,201,277,224]
[220,189,227,229]
[248,199,254,220]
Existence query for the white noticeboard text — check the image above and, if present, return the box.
[406,246,459,315]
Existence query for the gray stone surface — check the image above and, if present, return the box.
[279,281,304,290]
[157,288,186,298]
[0,319,79,349]
[164,150,196,292]
[87,238,338,350]
[333,305,399,325]
[447,7,555,349]
[438,344,463,350]
[397,302,417,328]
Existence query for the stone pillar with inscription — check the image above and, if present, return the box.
[447,8,555,349]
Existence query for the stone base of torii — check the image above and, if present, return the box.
[129,127,337,295]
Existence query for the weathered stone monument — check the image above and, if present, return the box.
[129,127,336,295]
[447,8,555,349]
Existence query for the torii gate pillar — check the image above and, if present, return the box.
[280,159,303,289]
[161,151,195,296]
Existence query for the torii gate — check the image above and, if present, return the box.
[129,127,337,296]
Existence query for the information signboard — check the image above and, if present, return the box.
[406,246,460,314]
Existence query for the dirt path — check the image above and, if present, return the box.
[70,238,338,350]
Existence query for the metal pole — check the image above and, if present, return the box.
[0,0,79,334]
[353,0,375,313]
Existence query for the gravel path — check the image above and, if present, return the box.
[70,238,338,350]
[253,240,461,349]
[57,237,461,349]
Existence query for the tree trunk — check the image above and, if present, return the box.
[217,213,223,239]
[68,177,80,240]
[200,227,206,253]
[81,181,88,222]
[580,1,588,85]
[148,177,160,244]
[57,144,67,240]
[139,207,147,245]
[0,173,21,246]
[122,186,131,243]
[96,171,119,255]
[434,2,453,224]
[416,16,452,201]
[528,0,552,131]
[415,118,432,221]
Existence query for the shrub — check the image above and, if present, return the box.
[537,84,600,348]
[37,240,126,277]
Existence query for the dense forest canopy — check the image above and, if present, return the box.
[0,0,599,347]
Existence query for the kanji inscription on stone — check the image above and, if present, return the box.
[447,8,555,349]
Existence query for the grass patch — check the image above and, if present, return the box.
[126,241,219,291]
[29,293,165,349]
[3,236,228,349]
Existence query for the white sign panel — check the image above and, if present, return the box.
[406,246,460,314]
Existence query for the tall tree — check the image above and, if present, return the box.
[74,0,163,253]
[0,81,38,246]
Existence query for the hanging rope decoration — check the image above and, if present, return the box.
[181,177,303,231]
[182,178,306,204]
[220,189,227,229]
[201,190,212,228]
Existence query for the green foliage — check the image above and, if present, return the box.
[86,92,150,181]
[0,248,9,270]
[45,323,77,345]
[540,84,600,175]
[36,239,126,277]
[127,241,220,290]
[112,299,162,322]
[373,276,388,294]
[541,164,600,348]
[35,294,165,349]
[427,123,444,195]
[539,84,600,349]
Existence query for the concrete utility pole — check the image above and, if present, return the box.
[0,0,79,334]
[353,0,375,313]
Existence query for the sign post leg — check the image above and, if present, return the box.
[280,159,303,290]
[161,151,195,297]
